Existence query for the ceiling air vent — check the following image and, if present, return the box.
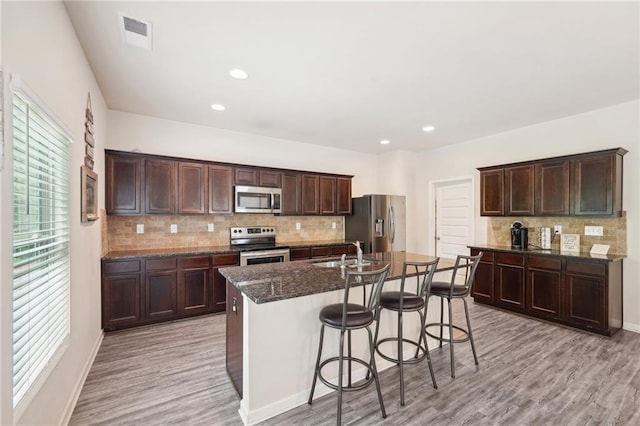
[119,14,152,51]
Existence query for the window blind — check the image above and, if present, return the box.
[12,90,71,409]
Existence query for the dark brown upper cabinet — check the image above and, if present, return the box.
[504,165,534,216]
[336,177,352,215]
[479,148,626,217]
[208,165,233,215]
[234,167,281,188]
[105,150,351,217]
[301,174,320,215]
[145,159,177,214]
[106,152,143,215]
[479,169,504,216]
[234,167,259,186]
[259,170,281,188]
[281,172,302,215]
[178,162,207,214]
[572,152,623,216]
[535,159,570,215]
[319,176,336,215]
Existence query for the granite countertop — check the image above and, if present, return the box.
[102,240,359,260]
[219,252,456,304]
[468,244,626,262]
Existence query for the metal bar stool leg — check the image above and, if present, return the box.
[464,298,479,365]
[398,309,405,406]
[347,329,353,387]
[308,324,325,404]
[367,327,387,419]
[447,298,455,378]
[337,329,345,426]
[439,297,444,348]
[419,309,438,389]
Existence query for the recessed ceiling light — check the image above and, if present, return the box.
[380,140,391,145]
[211,104,226,111]
[229,68,249,80]
[422,125,436,132]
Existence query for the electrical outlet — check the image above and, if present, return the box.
[585,225,603,236]
[136,224,144,234]
[295,222,301,231]
[554,225,562,234]
[170,224,178,234]
[207,223,215,232]
[332,222,336,229]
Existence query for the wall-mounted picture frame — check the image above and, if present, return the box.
[81,165,99,222]
[561,233,580,253]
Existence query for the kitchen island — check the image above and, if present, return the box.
[220,252,455,425]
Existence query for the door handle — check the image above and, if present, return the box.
[388,206,395,243]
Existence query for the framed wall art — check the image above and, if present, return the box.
[81,165,99,222]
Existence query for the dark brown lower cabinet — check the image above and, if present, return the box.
[144,257,178,319]
[470,247,623,336]
[526,256,562,319]
[471,251,494,304]
[494,253,526,310]
[179,256,211,315]
[212,253,240,313]
[102,252,238,331]
[226,281,243,397]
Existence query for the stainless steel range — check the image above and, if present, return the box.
[230,226,290,266]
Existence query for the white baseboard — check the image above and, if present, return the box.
[623,321,640,334]
[240,347,426,425]
[60,330,104,425]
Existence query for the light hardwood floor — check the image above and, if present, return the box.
[70,301,640,425]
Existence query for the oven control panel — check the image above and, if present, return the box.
[231,226,276,237]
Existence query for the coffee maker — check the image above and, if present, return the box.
[511,221,528,249]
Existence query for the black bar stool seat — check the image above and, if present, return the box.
[319,304,373,328]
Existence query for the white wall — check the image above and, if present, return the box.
[108,111,379,197]
[1,1,108,424]
[415,101,640,331]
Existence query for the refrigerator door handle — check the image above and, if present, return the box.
[388,206,395,244]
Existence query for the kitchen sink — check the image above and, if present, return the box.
[312,258,375,268]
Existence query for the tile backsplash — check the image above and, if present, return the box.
[106,214,344,251]
[488,214,627,254]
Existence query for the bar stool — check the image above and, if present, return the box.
[425,253,483,378]
[372,259,440,406]
[308,264,390,425]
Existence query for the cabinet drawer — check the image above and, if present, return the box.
[213,253,239,266]
[146,258,177,271]
[311,246,332,258]
[290,247,311,260]
[471,249,493,261]
[331,245,348,255]
[528,256,561,270]
[566,260,606,277]
[495,253,525,266]
[180,256,210,269]
[103,260,141,275]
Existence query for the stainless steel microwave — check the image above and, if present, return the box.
[234,186,282,214]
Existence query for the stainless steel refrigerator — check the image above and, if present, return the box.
[345,195,406,253]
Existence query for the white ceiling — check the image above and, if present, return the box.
[64,1,639,154]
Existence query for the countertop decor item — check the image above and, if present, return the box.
[561,234,580,253]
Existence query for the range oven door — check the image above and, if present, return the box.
[240,248,290,266]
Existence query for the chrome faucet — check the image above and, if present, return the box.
[353,241,363,265]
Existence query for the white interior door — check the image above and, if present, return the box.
[435,180,473,259]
